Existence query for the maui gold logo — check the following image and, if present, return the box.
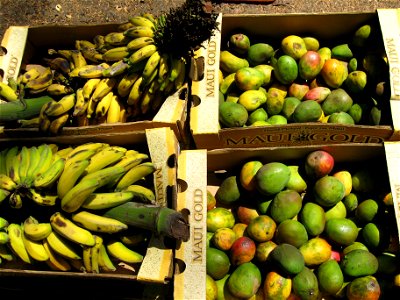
[6,55,19,81]
[385,37,400,98]
[192,188,204,263]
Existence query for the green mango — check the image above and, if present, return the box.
[345,71,367,93]
[219,101,248,128]
[322,88,353,115]
[328,112,355,125]
[228,33,251,55]
[247,43,274,66]
[352,24,372,48]
[293,100,323,123]
[220,50,249,74]
[254,64,274,87]
[235,67,265,91]
[265,83,287,116]
[272,54,298,85]
[331,44,353,61]
[303,36,320,51]
[281,96,301,121]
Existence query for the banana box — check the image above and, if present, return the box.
[0,23,189,145]
[0,127,180,299]
[190,9,400,150]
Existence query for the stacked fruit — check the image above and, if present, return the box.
[0,142,167,273]
[206,150,399,299]
[218,22,391,128]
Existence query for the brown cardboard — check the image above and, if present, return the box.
[0,127,179,288]
[190,10,400,150]
[0,25,189,142]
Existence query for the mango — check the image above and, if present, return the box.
[281,35,308,60]
[270,189,302,223]
[272,54,298,85]
[236,205,259,225]
[324,218,358,246]
[298,50,324,80]
[352,24,372,48]
[228,33,251,55]
[255,240,277,263]
[212,228,236,251]
[299,202,326,236]
[328,112,355,125]
[317,259,344,296]
[235,67,265,91]
[292,100,323,123]
[270,243,305,276]
[219,101,248,128]
[331,43,353,61]
[246,215,276,243]
[281,97,301,121]
[341,249,379,277]
[346,276,381,300]
[345,70,367,94]
[206,274,218,300]
[343,193,359,214]
[253,64,273,87]
[325,201,347,221]
[304,149,335,179]
[318,47,332,65]
[230,236,256,266]
[303,36,320,51]
[292,267,320,300]
[207,207,235,232]
[265,83,287,116]
[348,57,358,72]
[343,242,369,255]
[225,93,239,103]
[321,88,353,115]
[227,262,262,299]
[303,87,331,103]
[320,58,348,88]
[275,219,309,248]
[247,43,274,66]
[314,175,345,207]
[219,72,237,95]
[285,165,307,192]
[247,107,268,125]
[238,89,267,112]
[369,106,381,125]
[207,190,217,211]
[288,82,309,100]
[348,103,363,124]
[266,115,287,125]
[220,50,250,74]
[299,237,332,266]
[207,247,231,280]
[333,170,352,196]
[255,162,291,196]
[239,160,263,192]
[263,271,292,300]
[215,176,241,206]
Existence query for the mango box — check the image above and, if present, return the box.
[0,127,180,298]
[190,9,400,150]
[0,24,189,145]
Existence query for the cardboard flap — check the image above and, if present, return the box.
[0,26,28,83]
[384,141,400,243]
[174,149,207,300]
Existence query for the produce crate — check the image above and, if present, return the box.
[0,127,180,299]
[0,24,189,145]
[190,9,400,150]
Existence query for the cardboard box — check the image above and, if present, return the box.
[0,24,189,144]
[0,127,179,298]
[190,9,400,150]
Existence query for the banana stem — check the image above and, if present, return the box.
[102,202,189,242]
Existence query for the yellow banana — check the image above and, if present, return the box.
[22,230,49,262]
[38,101,53,133]
[104,32,132,46]
[20,68,41,84]
[33,157,65,189]
[25,67,53,91]
[71,50,87,69]
[56,147,73,159]
[17,117,40,128]
[140,87,155,115]
[44,57,71,74]
[73,88,87,117]
[142,13,157,24]
[77,63,109,79]
[57,158,90,199]
[0,189,10,204]
[98,244,116,272]
[79,165,126,189]
[7,223,32,264]
[142,50,161,81]
[72,211,128,234]
[123,184,155,203]
[86,97,97,119]
[50,212,95,246]
[102,60,129,77]
[127,76,144,106]
[44,93,76,117]
[75,40,96,50]
[106,94,122,123]
[126,36,154,51]
[117,22,134,32]
[66,142,107,159]
[95,91,114,118]
[26,188,58,206]
[60,178,100,213]
[106,240,143,264]
[174,58,187,90]
[91,78,117,102]
[93,34,105,49]
[119,104,128,123]
[81,48,103,63]
[46,231,81,260]
[124,26,154,38]
[84,145,126,174]
[18,146,30,185]
[64,149,97,170]
[0,174,17,191]
[115,162,155,191]
[157,53,170,83]
[117,72,140,97]
[82,244,93,273]
[68,64,99,77]
[23,216,52,241]
[82,78,101,100]
[0,82,19,101]
[43,239,71,271]
[102,46,130,62]
[129,15,155,28]
[48,112,70,135]
[9,191,23,208]
[81,191,134,210]
[128,44,157,65]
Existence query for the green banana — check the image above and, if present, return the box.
[81,191,134,210]
[115,162,155,191]
[33,157,65,189]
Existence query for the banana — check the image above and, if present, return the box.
[0,148,8,175]
[71,50,87,69]
[56,147,73,159]
[0,174,17,191]
[127,76,144,106]
[0,189,10,204]
[44,93,76,117]
[82,244,93,273]
[72,211,128,234]
[0,244,14,262]
[44,57,71,74]
[17,116,40,128]
[174,58,186,90]
[26,188,58,206]
[66,142,107,159]
[129,16,155,29]
[117,72,140,98]
[17,146,30,185]
[157,53,170,83]
[80,165,126,189]
[98,244,116,272]
[118,230,147,247]
[142,50,161,81]
[106,240,143,264]
[25,67,53,91]
[91,78,117,102]
[48,112,69,135]
[119,104,128,123]
[5,146,19,181]
[57,158,90,199]
[82,78,101,100]
[169,56,185,82]
[117,22,134,32]
[115,162,156,191]
[50,212,95,247]
[81,48,103,63]
[84,145,127,174]
[0,82,19,101]
[38,101,53,133]
[43,239,71,271]
[142,13,157,25]
[93,34,105,49]
[95,91,114,118]
[124,26,154,38]
[0,232,9,244]
[7,223,32,264]
[86,97,97,119]
[106,94,122,124]
[123,184,155,203]
[9,191,23,208]
[81,191,133,210]
[78,63,109,79]
[20,68,41,84]
[0,216,9,230]
[46,231,81,260]
[104,32,131,46]
[23,216,52,241]
[102,46,130,62]
[90,235,104,273]
[64,149,97,170]
[126,36,154,51]
[33,157,65,189]
[102,60,129,77]
[140,87,155,115]
[73,88,87,117]
[60,178,100,213]
[22,230,49,262]
[128,44,157,65]
[31,144,54,178]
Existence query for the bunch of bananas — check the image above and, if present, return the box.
[0,142,160,273]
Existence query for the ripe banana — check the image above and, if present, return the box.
[48,112,70,135]
[90,78,117,102]
[82,48,103,63]
[44,93,76,117]
[47,83,74,96]
[25,67,53,92]
[115,162,156,191]
[46,231,81,260]
[20,68,41,84]
[0,174,17,191]
[38,102,53,132]
[0,82,19,101]
[106,94,122,124]
[73,87,87,117]
[60,178,100,213]
[57,158,90,199]
[128,44,157,65]
[78,63,109,79]
[102,46,130,62]
[66,142,107,159]
[33,157,65,189]
[117,72,140,97]
[64,149,97,170]
[72,211,128,234]
[128,16,155,29]
[104,32,131,46]
[82,78,101,100]
[124,26,154,38]
[142,50,161,81]
[9,191,23,209]
[17,117,40,128]
[7,223,32,264]
[95,91,114,118]
[98,244,116,272]
[45,57,72,74]
[79,165,126,189]
[71,50,87,69]
[50,212,95,246]
[75,40,96,50]
[106,240,143,264]
[84,145,127,174]
[102,60,129,77]
[127,76,144,106]
[139,87,155,115]
[22,230,49,262]
[115,152,149,171]
[43,239,71,271]
[81,191,134,210]
[26,188,58,206]
[158,53,170,83]
[126,37,154,51]
[124,184,155,204]
[23,216,52,241]
[82,244,93,273]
